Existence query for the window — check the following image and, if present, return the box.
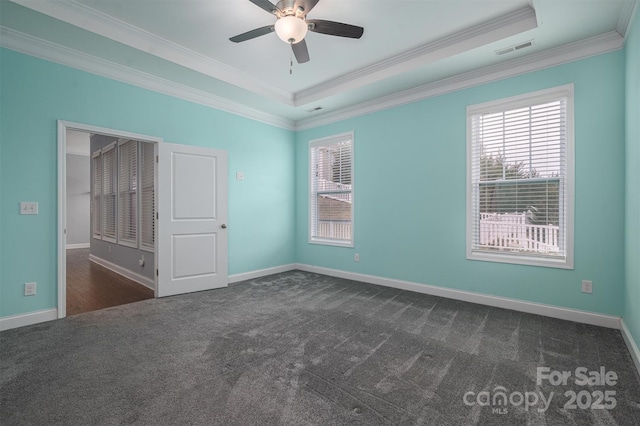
[139,142,155,252]
[467,85,574,268]
[309,132,354,246]
[118,139,137,247]
[91,139,155,252]
[92,151,102,238]
[101,143,117,243]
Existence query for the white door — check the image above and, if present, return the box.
[157,143,228,297]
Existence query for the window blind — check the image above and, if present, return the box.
[92,151,102,238]
[140,142,155,251]
[310,135,353,245]
[101,143,117,242]
[470,97,567,259]
[118,139,137,247]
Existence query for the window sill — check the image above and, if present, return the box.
[309,238,354,248]
[467,250,573,269]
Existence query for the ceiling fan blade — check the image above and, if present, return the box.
[229,25,275,43]
[292,39,310,63]
[293,0,319,17]
[248,0,281,15]
[307,20,364,39]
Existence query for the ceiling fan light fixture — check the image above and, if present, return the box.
[274,15,308,44]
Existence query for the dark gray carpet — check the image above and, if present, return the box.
[2,271,640,425]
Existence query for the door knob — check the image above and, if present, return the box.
[221,224,227,229]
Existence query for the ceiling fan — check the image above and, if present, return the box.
[230,0,364,64]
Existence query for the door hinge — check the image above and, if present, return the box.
[156,155,159,163]
[156,212,159,220]
[156,269,158,277]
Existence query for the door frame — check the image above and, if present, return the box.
[57,120,163,319]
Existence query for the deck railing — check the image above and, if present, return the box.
[317,221,352,240]
[479,212,559,253]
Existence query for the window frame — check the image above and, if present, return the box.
[466,84,574,269]
[117,139,138,248]
[101,142,118,244]
[91,150,102,240]
[139,141,156,253]
[308,131,355,247]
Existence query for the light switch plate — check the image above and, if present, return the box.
[20,202,38,215]
[236,172,244,180]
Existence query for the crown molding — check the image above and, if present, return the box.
[10,0,294,105]
[11,0,539,110]
[0,27,296,130]
[295,31,624,130]
[617,0,638,38]
[293,6,538,107]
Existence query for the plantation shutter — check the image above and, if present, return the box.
[118,139,137,247]
[101,142,117,242]
[310,134,353,245]
[140,142,155,251]
[92,150,102,238]
[470,95,567,259]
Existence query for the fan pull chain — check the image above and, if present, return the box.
[289,42,294,75]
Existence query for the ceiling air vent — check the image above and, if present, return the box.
[495,40,534,56]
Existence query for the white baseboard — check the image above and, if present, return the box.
[229,264,297,284]
[89,254,155,291]
[66,243,90,249]
[295,264,621,329]
[0,308,58,331]
[621,319,640,377]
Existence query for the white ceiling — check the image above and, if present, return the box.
[2,0,636,128]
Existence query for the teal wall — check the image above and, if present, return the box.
[0,49,296,318]
[625,9,640,347]
[296,51,626,316]
[0,25,636,331]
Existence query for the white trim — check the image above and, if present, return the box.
[66,243,90,249]
[10,0,535,108]
[295,32,623,131]
[10,0,292,105]
[617,0,639,38]
[0,308,58,331]
[295,7,538,106]
[1,23,623,132]
[0,27,295,131]
[57,121,67,318]
[228,264,297,284]
[621,319,640,377]
[295,264,621,329]
[62,121,164,144]
[89,254,155,290]
[66,150,89,157]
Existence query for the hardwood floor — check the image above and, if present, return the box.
[66,248,154,316]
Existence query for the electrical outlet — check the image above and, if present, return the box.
[354,253,360,262]
[581,280,593,294]
[24,282,36,296]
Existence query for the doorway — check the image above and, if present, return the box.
[58,122,162,318]
[61,126,159,316]
[57,121,230,319]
